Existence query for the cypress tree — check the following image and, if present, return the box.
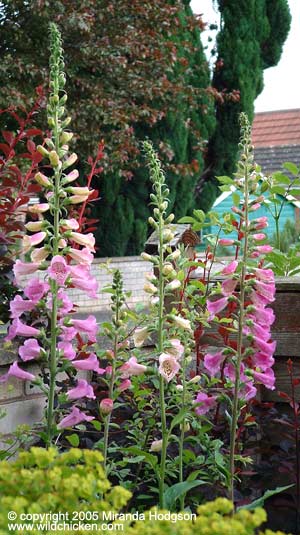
[197,0,291,209]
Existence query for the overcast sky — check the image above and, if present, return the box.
[191,0,300,113]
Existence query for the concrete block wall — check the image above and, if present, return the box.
[19,256,153,312]
[0,256,152,435]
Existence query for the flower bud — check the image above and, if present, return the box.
[180,421,190,432]
[165,279,181,292]
[60,131,74,144]
[148,216,156,227]
[176,384,184,391]
[100,398,113,416]
[162,263,173,276]
[162,229,174,242]
[165,213,175,223]
[34,172,52,188]
[188,375,201,384]
[25,221,45,232]
[37,145,49,158]
[168,249,181,261]
[62,152,77,170]
[143,282,157,294]
[45,138,55,149]
[49,150,60,167]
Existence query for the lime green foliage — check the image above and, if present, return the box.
[0,449,289,535]
[124,498,288,535]
[0,447,130,535]
[202,0,291,207]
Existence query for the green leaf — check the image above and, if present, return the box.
[178,216,196,224]
[217,175,234,185]
[219,184,233,192]
[272,171,291,184]
[283,162,299,175]
[91,420,102,431]
[66,433,79,447]
[193,209,205,222]
[163,480,205,510]
[270,186,286,196]
[232,192,240,207]
[237,485,294,511]
[124,446,158,472]
[169,408,188,432]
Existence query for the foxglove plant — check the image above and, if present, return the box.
[141,141,196,508]
[202,114,276,503]
[2,24,102,445]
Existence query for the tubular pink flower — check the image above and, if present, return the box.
[69,265,98,298]
[67,379,95,400]
[118,379,132,392]
[10,295,35,318]
[204,351,226,376]
[5,319,40,341]
[13,260,40,282]
[194,392,217,415]
[49,289,74,315]
[218,238,234,246]
[169,339,184,360]
[4,361,35,382]
[119,356,147,379]
[71,315,98,342]
[254,337,276,356]
[252,352,275,371]
[250,321,271,341]
[241,381,257,401]
[254,245,273,254]
[252,216,268,229]
[100,398,113,415]
[252,233,266,241]
[221,278,238,296]
[31,247,49,262]
[250,290,270,308]
[254,268,274,282]
[207,296,229,318]
[221,260,238,275]
[24,278,49,302]
[19,339,42,362]
[249,307,275,326]
[224,362,247,383]
[59,326,78,341]
[254,280,275,302]
[158,353,180,383]
[68,247,94,265]
[249,203,261,212]
[48,255,71,285]
[69,232,95,252]
[34,172,52,187]
[58,406,94,429]
[72,353,105,374]
[253,368,275,390]
[58,341,76,361]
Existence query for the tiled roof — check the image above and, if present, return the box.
[252,109,300,147]
[254,144,300,175]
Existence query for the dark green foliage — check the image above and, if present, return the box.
[198,0,291,209]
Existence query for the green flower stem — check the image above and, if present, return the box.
[102,326,118,472]
[179,355,187,510]
[158,202,167,510]
[228,136,250,506]
[46,41,62,446]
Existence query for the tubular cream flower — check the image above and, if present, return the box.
[31,247,49,262]
[69,232,95,252]
[25,221,45,232]
[143,281,157,294]
[132,326,149,348]
[22,232,47,254]
[68,247,94,265]
[58,406,94,429]
[60,218,80,231]
[28,203,50,214]
[150,439,163,452]
[168,339,184,360]
[170,315,192,331]
[13,260,41,283]
[119,357,147,379]
[34,172,52,187]
[165,279,181,292]
[158,353,180,383]
[63,169,79,183]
